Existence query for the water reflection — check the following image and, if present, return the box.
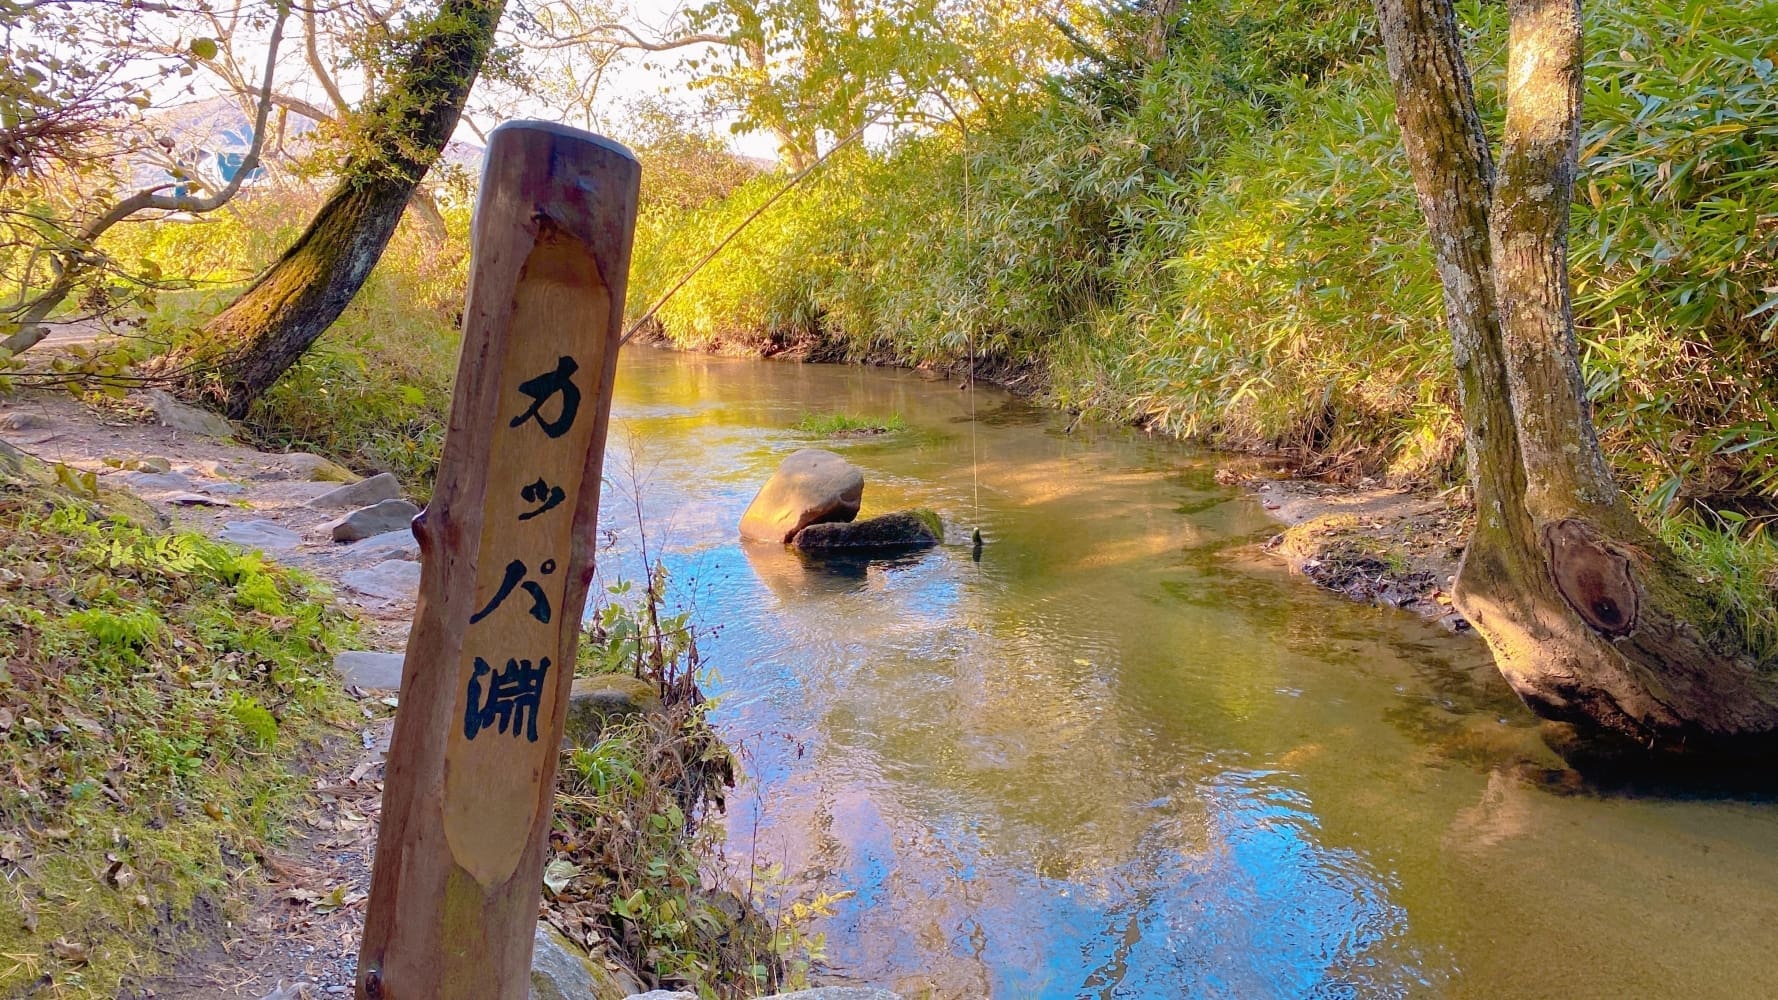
[596,347,1778,999]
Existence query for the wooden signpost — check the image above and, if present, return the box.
[356,122,639,999]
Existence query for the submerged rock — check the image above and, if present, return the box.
[309,472,403,510]
[740,448,864,544]
[331,499,420,542]
[792,509,940,554]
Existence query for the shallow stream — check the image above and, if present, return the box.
[596,348,1778,999]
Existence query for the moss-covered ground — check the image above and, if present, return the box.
[0,451,357,996]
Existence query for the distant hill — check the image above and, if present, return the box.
[137,95,485,191]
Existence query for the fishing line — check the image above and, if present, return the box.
[620,119,878,347]
[963,124,983,563]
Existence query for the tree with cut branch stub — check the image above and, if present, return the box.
[1373,0,1778,750]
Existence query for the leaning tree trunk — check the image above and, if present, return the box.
[175,0,505,419]
[1375,0,1778,749]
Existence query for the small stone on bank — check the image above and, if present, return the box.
[273,452,359,483]
[165,492,232,507]
[531,923,642,1000]
[333,651,405,691]
[123,470,194,494]
[217,519,303,552]
[350,527,420,561]
[341,559,421,602]
[309,472,403,510]
[0,411,50,431]
[331,499,421,542]
[564,675,662,747]
[146,389,234,440]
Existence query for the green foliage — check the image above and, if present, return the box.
[793,410,906,436]
[65,605,164,652]
[226,693,280,749]
[0,489,355,996]
[113,191,467,499]
[631,0,1778,526]
[1660,509,1778,662]
[548,569,842,998]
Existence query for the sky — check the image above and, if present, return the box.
[109,0,780,165]
[538,0,782,160]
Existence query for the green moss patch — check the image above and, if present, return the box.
[0,480,356,996]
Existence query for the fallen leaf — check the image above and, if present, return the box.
[311,879,348,911]
[67,715,104,736]
[542,858,582,897]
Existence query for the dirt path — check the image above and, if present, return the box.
[1,388,409,1000]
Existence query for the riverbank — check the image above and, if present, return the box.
[0,388,769,998]
[631,336,1476,631]
[1243,474,1474,632]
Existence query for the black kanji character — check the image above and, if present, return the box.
[518,477,567,521]
[509,356,582,439]
[463,655,552,741]
[469,558,558,624]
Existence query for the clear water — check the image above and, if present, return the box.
[595,347,1778,999]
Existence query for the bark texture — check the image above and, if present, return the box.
[1374,0,1778,749]
[176,0,506,419]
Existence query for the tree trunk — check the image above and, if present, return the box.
[174,0,505,419]
[1374,0,1778,749]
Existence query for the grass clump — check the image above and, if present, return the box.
[0,476,356,996]
[545,568,845,998]
[1660,512,1778,663]
[793,411,906,437]
[108,192,468,502]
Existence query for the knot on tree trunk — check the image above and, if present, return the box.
[1542,518,1639,637]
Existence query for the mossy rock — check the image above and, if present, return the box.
[530,923,642,1000]
[792,508,941,554]
[0,439,166,529]
[563,674,662,747]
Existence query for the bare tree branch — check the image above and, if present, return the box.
[305,7,351,114]
[2,1,292,356]
[532,21,729,53]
